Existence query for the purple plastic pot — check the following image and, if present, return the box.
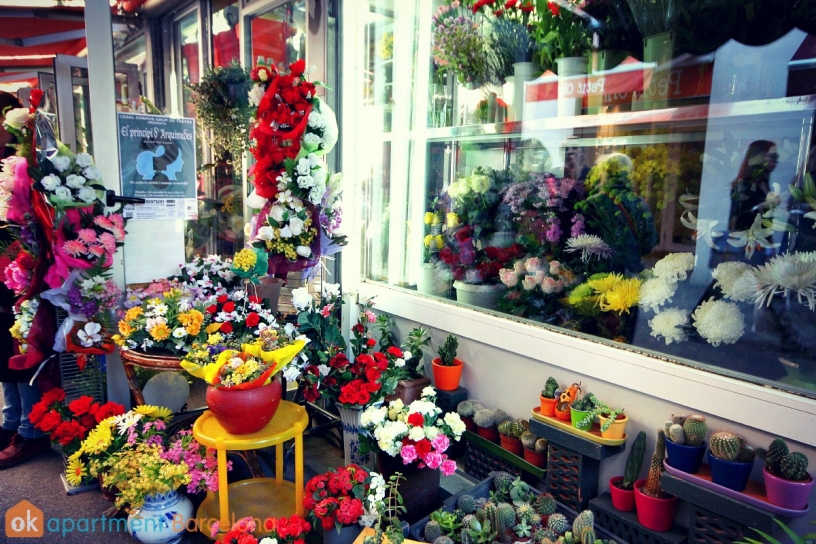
[764,467,814,510]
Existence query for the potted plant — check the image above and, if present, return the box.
[571,392,628,438]
[432,3,489,88]
[432,334,464,391]
[391,326,433,404]
[445,168,514,247]
[474,409,498,443]
[708,431,756,492]
[532,493,556,525]
[609,430,646,512]
[304,464,376,544]
[735,519,816,544]
[570,393,598,432]
[457,400,478,432]
[513,520,533,543]
[664,413,707,474]
[756,438,814,510]
[597,405,628,440]
[634,430,679,531]
[213,514,312,544]
[554,382,581,422]
[521,431,548,468]
[498,418,528,456]
[425,510,462,542]
[539,376,560,416]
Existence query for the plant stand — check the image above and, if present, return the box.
[528,418,624,511]
[660,471,786,543]
[463,431,545,486]
[589,494,687,544]
[434,386,467,413]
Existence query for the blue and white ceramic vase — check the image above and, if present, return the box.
[128,489,193,544]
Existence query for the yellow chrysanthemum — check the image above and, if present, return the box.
[125,307,143,321]
[149,323,171,341]
[146,297,162,306]
[423,212,434,225]
[207,333,224,344]
[65,457,88,487]
[424,234,433,248]
[185,323,201,336]
[446,213,460,229]
[599,277,642,314]
[118,321,133,337]
[233,248,257,272]
[82,424,113,455]
[587,273,623,294]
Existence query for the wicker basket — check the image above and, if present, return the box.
[119,350,184,370]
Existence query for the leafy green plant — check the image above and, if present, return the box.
[466,519,497,544]
[430,510,462,538]
[375,314,399,351]
[364,473,407,544]
[437,334,459,366]
[509,477,535,506]
[735,519,816,544]
[401,326,431,379]
[620,431,647,491]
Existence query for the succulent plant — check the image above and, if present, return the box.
[510,477,535,506]
[521,431,538,451]
[535,438,549,454]
[710,431,744,462]
[461,514,475,529]
[682,414,707,447]
[494,471,515,494]
[571,510,594,544]
[425,521,442,542]
[437,334,458,366]
[516,502,538,525]
[514,520,532,539]
[434,537,453,544]
[533,493,556,516]
[493,409,512,426]
[642,430,667,498]
[535,528,558,544]
[474,409,494,429]
[542,377,560,399]
[465,518,496,544]
[780,451,809,481]
[547,513,569,535]
[458,401,475,418]
[667,423,685,445]
[621,431,647,491]
[457,494,477,514]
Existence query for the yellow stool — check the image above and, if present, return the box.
[193,401,309,537]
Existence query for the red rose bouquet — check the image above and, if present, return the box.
[439,226,525,284]
[303,464,373,532]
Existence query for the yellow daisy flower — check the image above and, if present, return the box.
[149,323,171,341]
[118,321,133,337]
[65,457,88,487]
[83,425,113,454]
[153,407,174,421]
[133,405,158,417]
[124,307,143,321]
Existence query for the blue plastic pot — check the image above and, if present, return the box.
[665,439,706,474]
[708,451,754,492]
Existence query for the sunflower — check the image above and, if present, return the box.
[599,277,642,314]
[83,424,113,454]
[153,406,174,421]
[65,456,88,486]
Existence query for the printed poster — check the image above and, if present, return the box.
[117,113,198,220]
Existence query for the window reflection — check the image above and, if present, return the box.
[249,1,306,68]
[213,1,240,68]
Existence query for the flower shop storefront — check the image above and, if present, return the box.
[4,0,816,543]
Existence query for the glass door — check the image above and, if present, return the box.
[246,0,307,68]
[53,54,93,154]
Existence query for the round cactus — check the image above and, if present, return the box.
[736,443,756,463]
[457,494,476,514]
[667,423,685,445]
[579,528,596,544]
[471,402,485,412]
[780,452,809,481]
[473,409,494,429]
[516,502,538,525]
[521,431,538,451]
[571,510,594,540]
[493,409,512,426]
[671,413,687,425]
[682,414,707,447]
[434,537,453,544]
[494,471,515,494]
[425,521,442,542]
[547,513,569,535]
[757,437,790,476]
[461,514,475,530]
[535,438,549,454]
[497,502,516,530]
[535,528,558,544]
[709,431,743,462]
[498,420,513,437]
[457,400,475,417]
[534,493,556,516]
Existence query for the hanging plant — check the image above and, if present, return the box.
[187,60,253,161]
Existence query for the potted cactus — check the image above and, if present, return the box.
[609,430,646,512]
[498,418,528,456]
[708,430,756,492]
[634,430,679,531]
[569,393,599,432]
[532,493,556,526]
[521,431,548,468]
[664,413,707,474]
[756,437,814,510]
[540,377,560,416]
[432,334,463,391]
[474,408,499,443]
[554,382,581,422]
[572,393,628,439]
[457,400,478,432]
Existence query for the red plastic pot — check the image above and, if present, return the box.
[206,378,283,435]
[499,434,523,456]
[633,479,678,532]
[609,476,635,512]
[763,467,814,510]
[476,426,499,443]
[461,415,477,433]
[523,448,547,468]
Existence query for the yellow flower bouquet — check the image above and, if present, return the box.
[100,443,190,511]
[566,272,642,342]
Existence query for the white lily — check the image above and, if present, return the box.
[728,213,780,258]
[680,211,724,249]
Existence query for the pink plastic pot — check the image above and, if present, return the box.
[763,467,814,510]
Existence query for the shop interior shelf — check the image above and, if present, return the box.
[463,430,546,481]
[528,416,626,460]
[589,493,687,544]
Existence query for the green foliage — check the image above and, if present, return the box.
[401,326,431,379]
[466,518,497,544]
[430,510,462,538]
[622,431,647,491]
[364,473,406,544]
[542,377,560,399]
[735,519,816,544]
[375,314,399,351]
[437,334,459,366]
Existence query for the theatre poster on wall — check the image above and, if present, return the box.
[117,113,198,221]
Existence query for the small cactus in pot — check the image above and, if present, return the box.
[708,430,755,492]
[458,400,475,418]
[709,431,746,462]
[521,431,538,451]
[756,437,813,510]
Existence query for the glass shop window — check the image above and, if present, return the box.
[347,0,816,398]
[213,0,241,68]
[248,0,307,68]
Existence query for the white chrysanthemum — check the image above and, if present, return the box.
[565,235,613,262]
[692,298,745,347]
[653,253,695,283]
[649,308,689,345]
[712,261,756,302]
[444,412,466,436]
[753,253,816,310]
[248,83,265,107]
[638,277,677,313]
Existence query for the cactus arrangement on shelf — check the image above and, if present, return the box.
[473,409,494,429]
[664,413,707,446]
[757,437,811,481]
[709,430,753,462]
[498,419,528,439]
[457,400,475,418]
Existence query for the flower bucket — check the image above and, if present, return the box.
[337,405,374,469]
[539,396,557,417]
[512,62,535,121]
[127,489,193,544]
[324,525,364,544]
[599,414,628,440]
[556,57,587,117]
[377,452,441,523]
[763,467,814,510]
[708,452,753,492]
[554,404,571,422]
[633,479,678,532]
[476,426,499,443]
[665,440,706,474]
[431,357,463,391]
[417,264,451,297]
[499,434,523,456]
[608,476,635,512]
[248,276,284,315]
[570,407,593,431]
[205,377,282,435]
[523,448,547,468]
[453,281,505,310]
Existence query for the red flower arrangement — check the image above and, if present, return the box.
[202,291,276,343]
[215,515,311,544]
[439,226,525,284]
[28,388,125,456]
[336,352,394,407]
[304,464,371,531]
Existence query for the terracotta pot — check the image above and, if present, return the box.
[608,476,635,512]
[431,357,463,391]
[387,376,431,404]
[599,414,628,440]
[377,452,441,523]
[633,479,678,532]
[763,467,814,510]
[462,416,477,433]
[476,426,499,443]
[205,378,282,435]
[523,448,547,468]
[554,404,571,422]
[499,434,523,456]
[539,396,557,417]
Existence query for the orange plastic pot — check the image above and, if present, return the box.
[523,448,547,468]
[540,396,557,417]
[432,357,463,391]
[554,404,571,422]
[499,434,523,456]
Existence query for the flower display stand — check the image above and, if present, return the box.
[528,417,624,511]
[463,431,545,486]
[193,401,308,538]
[589,493,687,544]
[434,386,468,413]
